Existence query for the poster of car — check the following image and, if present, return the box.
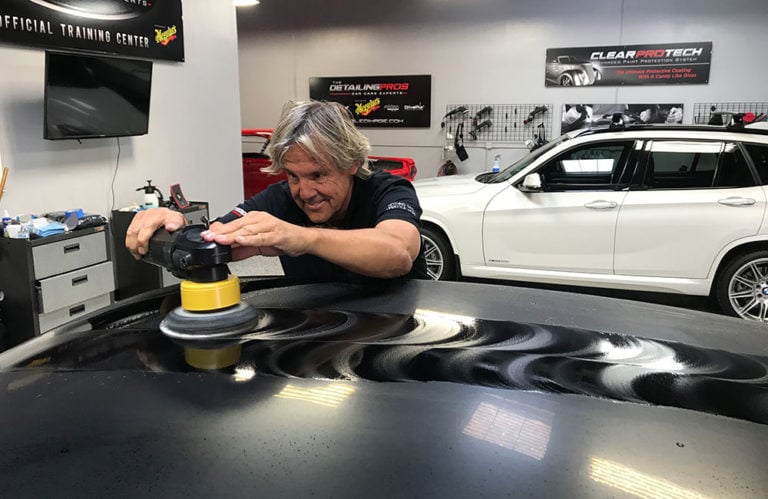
[309,75,431,128]
[545,42,711,87]
[561,104,684,134]
[0,0,184,61]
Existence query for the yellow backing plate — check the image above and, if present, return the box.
[180,274,241,311]
[184,345,242,370]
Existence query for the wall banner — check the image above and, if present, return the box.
[0,0,184,61]
[309,75,431,128]
[545,42,712,87]
[561,103,684,134]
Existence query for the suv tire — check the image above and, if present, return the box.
[421,226,456,281]
[715,250,768,321]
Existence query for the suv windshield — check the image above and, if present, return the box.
[486,135,571,182]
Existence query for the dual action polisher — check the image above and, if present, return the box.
[143,225,262,369]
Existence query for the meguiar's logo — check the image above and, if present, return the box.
[355,98,381,117]
[155,25,177,45]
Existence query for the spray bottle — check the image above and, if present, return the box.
[137,180,164,209]
[492,155,501,173]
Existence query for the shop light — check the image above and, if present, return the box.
[463,400,553,460]
[589,457,705,498]
[275,383,356,408]
[413,308,476,327]
[233,366,256,382]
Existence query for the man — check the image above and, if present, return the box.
[126,100,427,284]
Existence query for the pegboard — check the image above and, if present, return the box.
[441,104,554,146]
[693,102,768,124]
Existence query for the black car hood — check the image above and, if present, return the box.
[1,278,767,497]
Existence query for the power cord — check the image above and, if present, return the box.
[110,136,121,211]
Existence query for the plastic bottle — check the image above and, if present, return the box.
[492,155,501,173]
[137,180,164,209]
[1,210,10,234]
[17,222,29,239]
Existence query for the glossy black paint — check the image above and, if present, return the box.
[8,303,768,425]
[1,279,767,497]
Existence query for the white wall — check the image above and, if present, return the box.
[237,0,768,178]
[0,0,243,220]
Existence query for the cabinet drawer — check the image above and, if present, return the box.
[37,293,112,334]
[32,232,107,279]
[37,261,115,313]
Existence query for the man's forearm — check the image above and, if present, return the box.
[303,225,417,278]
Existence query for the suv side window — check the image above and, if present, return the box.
[644,141,755,189]
[744,143,768,185]
[715,143,755,188]
[537,141,633,191]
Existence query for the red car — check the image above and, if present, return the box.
[242,129,417,199]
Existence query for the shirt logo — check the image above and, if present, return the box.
[385,201,416,217]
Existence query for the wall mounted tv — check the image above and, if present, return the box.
[44,51,153,140]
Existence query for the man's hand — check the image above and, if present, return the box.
[125,207,187,259]
[200,211,297,260]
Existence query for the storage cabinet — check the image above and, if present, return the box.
[0,226,114,350]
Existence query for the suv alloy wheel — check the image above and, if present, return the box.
[716,250,768,321]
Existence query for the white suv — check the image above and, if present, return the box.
[415,121,768,322]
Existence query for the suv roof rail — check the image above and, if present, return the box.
[577,122,768,137]
[745,122,768,132]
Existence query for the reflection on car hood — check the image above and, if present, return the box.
[10,303,768,424]
[1,279,767,497]
[413,173,490,196]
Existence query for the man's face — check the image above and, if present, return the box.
[283,144,358,225]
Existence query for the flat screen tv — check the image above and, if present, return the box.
[44,51,153,140]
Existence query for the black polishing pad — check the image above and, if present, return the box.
[160,302,263,341]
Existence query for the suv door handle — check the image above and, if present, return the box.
[718,197,756,206]
[584,200,618,209]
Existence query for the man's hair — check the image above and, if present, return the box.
[264,100,372,178]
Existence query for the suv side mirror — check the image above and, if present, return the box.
[518,173,542,192]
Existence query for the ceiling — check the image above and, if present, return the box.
[235,0,542,33]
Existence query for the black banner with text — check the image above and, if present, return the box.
[545,42,711,87]
[310,75,431,128]
[0,0,184,61]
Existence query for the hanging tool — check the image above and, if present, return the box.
[441,106,468,128]
[454,123,469,161]
[470,106,493,137]
[524,105,548,125]
[527,123,548,151]
[469,119,492,140]
[474,106,493,120]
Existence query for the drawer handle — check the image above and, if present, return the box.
[69,304,86,316]
[72,275,89,286]
[63,243,81,254]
